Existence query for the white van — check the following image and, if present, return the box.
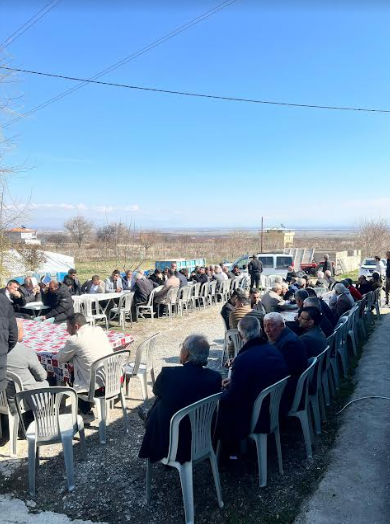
[230,253,294,278]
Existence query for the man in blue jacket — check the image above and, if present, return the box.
[218,316,288,454]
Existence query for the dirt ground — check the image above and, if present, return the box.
[0,303,363,524]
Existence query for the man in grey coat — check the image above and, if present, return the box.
[0,293,18,394]
[6,320,49,413]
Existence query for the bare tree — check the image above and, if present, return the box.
[64,215,93,248]
[356,218,390,257]
[16,243,46,272]
[137,230,160,259]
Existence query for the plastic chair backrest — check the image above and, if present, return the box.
[180,286,192,302]
[224,329,244,357]
[209,280,217,295]
[310,348,327,394]
[146,287,159,307]
[132,334,159,374]
[88,349,130,401]
[121,292,134,313]
[166,287,179,304]
[250,376,290,434]
[15,387,77,443]
[192,282,201,299]
[290,357,317,413]
[166,392,222,463]
[83,297,101,318]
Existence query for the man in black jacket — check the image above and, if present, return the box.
[220,289,246,330]
[0,280,27,313]
[139,334,221,464]
[0,294,18,393]
[134,273,156,305]
[41,281,74,322]
[218,316,288,455]
[299,307,327,358]
[248,255,263,289]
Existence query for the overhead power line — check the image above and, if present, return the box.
[3,0,240,127]
[0,0,62,52]
[1,65,389,115]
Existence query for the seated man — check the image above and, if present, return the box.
[121,270,135,291]
[57,313,113,421]
[329,283,354,321]
[228,295,252,330]
[303,297,333,337]
[299,307,328,358]
[41,280,74,322]
[214,265,228,285]
[64,269,81,296]
[148,269,164,286]
[192,266,208,285]
[261,284,297,313]
[284,289,309,335]
[249,287,266,316]
[154,268,180,308]
[286,266,297,283]
[356,275,372,295]
[324,270,336,289]
[6,320,49,414]
[81,274,105,294]
[171,262,187,288]
[370,272,382,291]
[341,278,362,302]
[264,312,307,387]
[0,279,27,314]
[139,334,221,464]
[220,289,245,330]
[20,277,41,303]
[134,272,155,305]
[315,271,328,288]
[105,269,123,293]
[218,316,288,454]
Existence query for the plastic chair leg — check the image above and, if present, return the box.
[146,459,152,504]
[178,462,194,524]
[254,433,268,487]
[61,434,75,492]
[209,452,224,508]
[9,412,19,458]
[27,437,37,497]
[330,357,340,389]
[95,398,107,444]
[322,372,330,406]
[150,368,156,387]
[310,395,322,435]
[120,389,129,433]
[319,387,327,422]
[138,373,148,400]
[348,330,357,356]
[297,411,313,459]
[274,427,284,475]
[0,414,2,440]
[79,426,87,460]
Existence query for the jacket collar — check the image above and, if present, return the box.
[239,336,265,355]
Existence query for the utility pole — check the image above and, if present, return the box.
[260,216,264,253]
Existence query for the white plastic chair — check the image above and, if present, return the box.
[146,393,223,524]
[191,282,202,310]
[83,297,108,330]
[216,280,230,303]
[177,286,193,316]
[78,349,130,444]
[248,376,290,487]
[136,287,160,322]
[109,292,134,329]
[15,387,86,497]
[125,334,159,400]
[198,283,210,309]
[288,357,317,459]
[0,372,25,458]
[221,328,244,365]
[157,287,180,319]
[208,280,218,305]
[322,342,335,406]
[308,348,328,435]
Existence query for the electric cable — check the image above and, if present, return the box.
[336,396,390,415]
[2,0,240,127]
[1,65,389,117]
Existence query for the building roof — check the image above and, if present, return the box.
[7,227,36,233]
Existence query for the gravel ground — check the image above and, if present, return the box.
[0,303,357,524]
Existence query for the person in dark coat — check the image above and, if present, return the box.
[121,270,135,291]
[64,269,81,296]
[299,307,328,358]
[0,280,27,313]
[171,263,188,288]
[248,255,263,289]
[139,334,221,464]
[148,269,164,287]
[218,316,288,449]
[220,289,246,330]
[41,281,74,322]
[133,273,156,305]
[356,275,372,296]
[0,294,18,394]
[303,297,334,338]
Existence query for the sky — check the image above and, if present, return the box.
[0,0,389,230]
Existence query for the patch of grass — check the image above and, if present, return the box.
[338,269,359,281]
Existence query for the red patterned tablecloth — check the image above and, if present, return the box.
[21,319,134,382]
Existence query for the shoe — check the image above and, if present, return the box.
[81,412,95,425]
